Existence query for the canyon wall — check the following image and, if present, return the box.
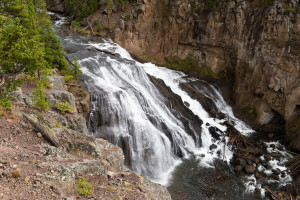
[47,0,300,149]
[113,0,300,149]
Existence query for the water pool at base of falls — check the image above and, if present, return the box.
[53,14,294,200]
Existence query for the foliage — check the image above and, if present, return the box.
[124,14,131,21]
[71,20,82,30]
[0,0,67,109]
[62,0,99,20]
[72,57,83,77]
[76,178,94,196]
[165,55,201,72]
[55,101,75,113]
[31,79,50,111]
[285,7,296,14]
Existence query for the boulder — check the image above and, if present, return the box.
[48,76,65,91]
[209,144,218,150]
[46,90,77,113]
[10,88,24,104]
[245,165,255,174]
[234,165,243,172]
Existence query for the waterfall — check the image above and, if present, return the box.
[62,38,254,184]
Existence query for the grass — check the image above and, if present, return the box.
[12,168,21,178]
[76,178,94,196]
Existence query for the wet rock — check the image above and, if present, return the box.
[270,144,276,149]
[245,165,255,174]
[255,172,262,179]
[272,168,281,176]
[237,158,247,167]
[234,165,243,172]
[209,144,218,150]
[264,154,271,161]
[268,133,274,138]
[184,101,190,107]
[247,159,253,166]
[271,153,280,159]
[208,126,221,139]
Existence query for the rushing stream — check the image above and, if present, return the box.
[52,13,293,200]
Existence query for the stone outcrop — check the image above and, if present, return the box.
[9,74,172,199]
[109,0,300,149]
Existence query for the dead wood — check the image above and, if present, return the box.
[23,114,60,147]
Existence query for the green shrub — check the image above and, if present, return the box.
[124,14,131,21]
[285,7,296,14]
[55,101,75,113]
[76,178,94,196]
[72,56,83,77]
[64,75,75,83]
[71,20,82,30]
[31,80,50,111]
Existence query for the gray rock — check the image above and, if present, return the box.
[237,158,247,167]
[2,171,8,177]
[11,88,24,104]
[46,90,77,113]
[209,144,218,150]
[48,76,65,91]
[70,160,107,176]
[119,19,125,29]
[142,178,172,200]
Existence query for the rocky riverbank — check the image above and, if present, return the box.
[0,74,171,199]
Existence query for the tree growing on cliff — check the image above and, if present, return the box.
[0,0,67,109]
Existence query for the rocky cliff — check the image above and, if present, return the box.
[47,0,300,147]
[88,0,300,150]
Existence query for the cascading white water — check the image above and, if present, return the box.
[50,14,294,199]
[68,39,254,184]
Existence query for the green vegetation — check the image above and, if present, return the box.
[63,0,99,20]
[61,57,83,83]
[31,79,50,110]
[76,178,94,196]
[285,7,296,14]
[124,14,131,21]
[0,0,67,110]
[55,101,75,113]
[246,107,256,118]
[165,55,201,72]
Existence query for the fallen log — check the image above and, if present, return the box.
[23,114,60,147]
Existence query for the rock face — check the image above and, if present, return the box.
[111,0,300,150]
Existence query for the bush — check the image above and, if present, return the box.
[76,178,94,196]
[64,75,75,83]
[72,56,83,77]
[55,101,75,113]
[31,79,50,111]
[12,168,21,178]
